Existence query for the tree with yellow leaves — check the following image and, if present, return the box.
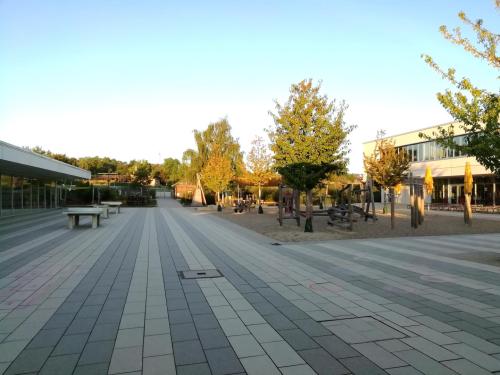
[202,150,234,211]
[364,131,411,229]
[464,162,474,225]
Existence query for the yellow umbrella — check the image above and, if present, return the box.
[464,162,473,195]
[424,167,434,195]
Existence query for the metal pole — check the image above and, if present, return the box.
[37,183,40,209]
[21,178,24,210]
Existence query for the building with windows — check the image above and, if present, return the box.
[0,140,91,216]
[363,122,499,206]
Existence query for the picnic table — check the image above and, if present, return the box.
[63,207,103,229]
[100,201,123,214]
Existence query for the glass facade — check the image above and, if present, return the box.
[399,135,467,162]
[0,174,64,216]
[429,176,500,206]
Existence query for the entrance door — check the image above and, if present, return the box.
[450,184,465,204]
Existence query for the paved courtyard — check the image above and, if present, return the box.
[1,198,500,374]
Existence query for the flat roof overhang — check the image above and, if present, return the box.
[0,140,90,180]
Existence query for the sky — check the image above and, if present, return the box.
[1,0,498,173]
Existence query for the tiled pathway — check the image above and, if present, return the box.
[1,198,500,374]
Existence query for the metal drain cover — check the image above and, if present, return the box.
[180,269,223,279]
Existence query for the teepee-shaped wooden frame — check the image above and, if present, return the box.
[191,173,206,206]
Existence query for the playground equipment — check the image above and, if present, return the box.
[408,173,424,228]
[277,185,300,226]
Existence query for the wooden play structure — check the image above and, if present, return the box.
[277,178,378,231]
[408,173,424,228]
[277,185,300,226]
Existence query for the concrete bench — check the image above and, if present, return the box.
[100,201,123,214]
[63,207,103,229]
[93,204,109,219]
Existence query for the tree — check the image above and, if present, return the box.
[364,133,411,229]
[268,79,354,232]
[421,1,500,174]
[161,158,182,187]
[247,136,274,212]
[129,160,152,185]
[202,151,234,210]
[192,118,244,176]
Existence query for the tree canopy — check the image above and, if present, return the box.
[268,79,354,170]
[246,136,274,191]
[364,133,411,188]
[202,150,234,203]
[421,1,500,174]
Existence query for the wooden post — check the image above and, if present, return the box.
[409,173,415,228]
[348,184,353,231]
[294,189,300,226]
[278,184,283,226]
[390,186,395,230]
[418,185,424,225]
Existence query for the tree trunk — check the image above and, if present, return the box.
[390,187,395,230]
[217,191,222,211]
[464,193,472,226]
[382,188,387,214]
[305,189,313,232]
[258,184,263,214]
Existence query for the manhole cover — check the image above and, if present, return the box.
[180,269,223,279]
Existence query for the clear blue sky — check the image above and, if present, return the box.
[1,0,498,172]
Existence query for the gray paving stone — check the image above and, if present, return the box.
[205,347,245,375]
[39,354,79,375]
[377,339,412,353]
[4,347,52,374]
[108,346,143,374]
[177,363,212,375]
[387,366,424,375]
[171,322,198,342]
[169,309,193,324]
[248,323,283,343]
[145,318,170,335]
[88,322,119,342]
[294,318,331,337]
[394,349,458,375]
[314,335,359,358]
[228,334,265,358]
[265,313,297,330]
[53,333,89,355]
[446,330,500,355]
[115,327,144,348]
[240,355,281,375]
[144,333,173,356]
[193,313,220,330]
[262,340,304,367]
[280,364,317,375]
[352,342,407,369]
[67,317,96,334]
[402,337,460,362]
[27,328,65,349]
[340,356,387,375]
[299,347,349,375]
[218,318,249,336]
[445,343,500,372]
[78,340,115,365]
[173,340,206,366]
[143,354,175,375]
[120,313,145,329]
[198,328,231,349]
[279,329,319,351]
[73,363,109,375]
[442,358,492,375]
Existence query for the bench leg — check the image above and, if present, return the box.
[68,215,75,229]
[92,215,99,229]
[117,206,120,214]
[75,216,79,226]
[103,209,108,219]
